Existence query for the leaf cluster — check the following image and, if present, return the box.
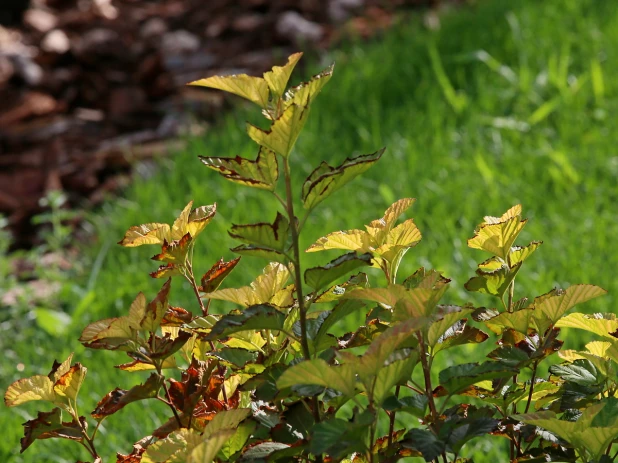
[5,53,614,463]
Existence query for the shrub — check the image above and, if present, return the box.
[5,53,615,463]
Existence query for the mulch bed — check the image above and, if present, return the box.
[0,0,441,248]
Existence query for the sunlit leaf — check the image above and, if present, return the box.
[53,363,87,401]
[263,52,303,98]
[5,375,55,407]
[188,73,270,108]
[366,198,417,240]
[284,64,334,108]
[507,241,542,267]
[92,373,162,419]
[139,279,172,333]
[277,359,356,397]
[119,201,216,247]
[229,212,289,252]
[200,146,278,191]
[483,204,522,224]
[187,430,235,463]
[247,103,309,157]
[207,262,290,307]
[20,408,84,453]
[464,262,522,298]
[199,257,241,293]
[116,356,177,372]
[205,304,286,341]
[301,149,384,209]
[556,312,618,339]
[468,207,527,259]
[306,229,375,254]
[304,252,372,291]
[532,285,607,323]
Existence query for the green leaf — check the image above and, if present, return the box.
[487,346,531,367]
[200,147,278,191]
[314,272,369,303]
[242,442,291,460]
[229,212,289,252]
[187,430,235,463]
[432,320,489,355]
[304,252,373,291]
[188,73,270,108]
[202,409,252,439]
[92,373,162,419]
[205,304,286,341]
[310,411,373,458]
[219,420,256,459]
[343,284,446,321]
[301,149,384,209]
[427,307,475,348]
[439,362,518,395]
[263,52,303,98]
[340,317,424,382]
[19,408,84,453]
[382,394,428,418]
[444,418,499,454]
[34,308,71,337]
[314,299,366,347]
[464,262,522,298]
[549,359,601,386]
[247,103,309,157]
[373,355,418,405]
[277,359,356,397]
[402,428,445,462]
[532,285,607,323]
[556,312,618,339]
[284,64,334,108]
[230,244,287,263]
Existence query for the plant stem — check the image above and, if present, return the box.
[507,280,515,312]
[388,385,401,447]
[417,333,438,424]
[524,362,538,413]
[158,370,183,428]
[185,262,207,316]
[282,158,311,361]
[282,156,322,457]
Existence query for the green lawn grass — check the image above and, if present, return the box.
[2,0,617,461]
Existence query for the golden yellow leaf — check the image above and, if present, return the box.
[188,73,270,108]
[5,375,56,406]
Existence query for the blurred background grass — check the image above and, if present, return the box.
[2,0,617,460]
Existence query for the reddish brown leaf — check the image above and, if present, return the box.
[116,435,152,462]
[92,373,162,419]
[151,233,192,264]
[161,306,193,326]
[200,257,241,293]
[148,330,192,359]
[20,408,84,453]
